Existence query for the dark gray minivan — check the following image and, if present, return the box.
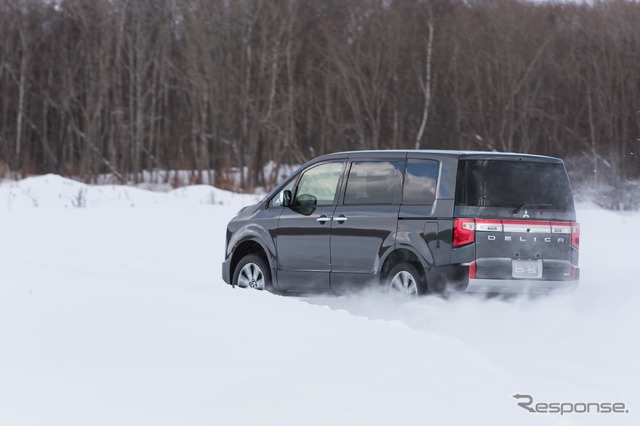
[222,150,580,295]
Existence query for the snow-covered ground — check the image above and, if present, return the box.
[0,175,638,426]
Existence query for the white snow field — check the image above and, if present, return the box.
[0,175,638,426]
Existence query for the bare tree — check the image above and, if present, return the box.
[1,0,639,202]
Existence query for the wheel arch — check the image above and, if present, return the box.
[379,247,429,291]
[230,238,273,285]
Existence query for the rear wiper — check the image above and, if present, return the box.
[513,203,553,214]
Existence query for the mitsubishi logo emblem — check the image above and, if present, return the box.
[522,209,530,218]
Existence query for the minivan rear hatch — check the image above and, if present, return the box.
[454,157,578,282]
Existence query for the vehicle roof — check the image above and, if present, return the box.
[314,149,562,162]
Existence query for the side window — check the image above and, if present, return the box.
[268,179,296,208]
[295,162,344,206]
[344,161,403,205]
[403,159,439,205]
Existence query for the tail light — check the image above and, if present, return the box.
[453,218,475,247]
[551,222,572,234]
[475,219,503,232]
[571,222,580,249]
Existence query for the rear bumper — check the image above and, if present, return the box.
[465,278,578,294]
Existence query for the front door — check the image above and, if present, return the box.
[276,161,345,292]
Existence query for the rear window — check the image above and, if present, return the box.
[455,159,574,211]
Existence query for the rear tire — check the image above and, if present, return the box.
[385,262,426,297]
[233,254,271,291]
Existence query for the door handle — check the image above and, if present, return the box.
[316,215,330,224]
[333,214,348,223]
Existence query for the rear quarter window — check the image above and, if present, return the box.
[402,159,439,205]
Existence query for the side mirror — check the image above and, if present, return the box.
[282,190,292,207]
[296,193,317,207]
[294,193,317,215]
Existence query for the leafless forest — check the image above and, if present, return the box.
[1,0,639,204]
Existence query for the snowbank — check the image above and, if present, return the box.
[0,174,260,210]
[0,175,637,426]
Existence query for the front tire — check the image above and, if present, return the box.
[385,262,425,297]
[233,254,271,291]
